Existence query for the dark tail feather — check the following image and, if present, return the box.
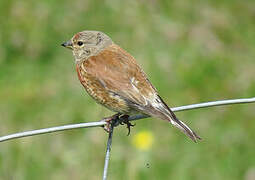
[157,95,201,142]
[169,117,201,142]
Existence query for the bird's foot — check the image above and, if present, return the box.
[101,113,121,133]
[101,114,135,135]
[119,115,136,136]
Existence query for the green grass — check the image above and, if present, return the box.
[0,0,255,179]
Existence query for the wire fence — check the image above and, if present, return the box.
[0,97,255,180]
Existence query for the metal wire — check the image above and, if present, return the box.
[0,97,254,143]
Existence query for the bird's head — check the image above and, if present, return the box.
[62,30,112,63]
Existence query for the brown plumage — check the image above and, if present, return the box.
[62,30,201,142]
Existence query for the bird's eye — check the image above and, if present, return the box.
[77,41,83,46]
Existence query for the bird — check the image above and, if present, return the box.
[62,30,201,142]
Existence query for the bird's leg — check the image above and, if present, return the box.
[119,115,136,136]
[101,113,121,133]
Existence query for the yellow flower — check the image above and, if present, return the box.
[132,131,154,151]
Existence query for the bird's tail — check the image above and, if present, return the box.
[168,115,201,142]
[155,96,201,142]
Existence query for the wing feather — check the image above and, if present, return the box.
[84,44,156,107]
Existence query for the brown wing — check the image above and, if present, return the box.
[82,44,157,109]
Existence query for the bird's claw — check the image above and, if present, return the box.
[101,114,135,135]
[125,121,136,136]
[119,115,136,136]
[101,113,121,132]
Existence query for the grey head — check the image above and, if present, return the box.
[62,30,113,64]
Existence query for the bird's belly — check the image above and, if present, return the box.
[85,83,130,113]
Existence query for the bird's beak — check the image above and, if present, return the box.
[61,40,73,50]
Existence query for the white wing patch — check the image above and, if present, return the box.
[130,77,148,105]
[130,77,139,93]
[150,94,166,111]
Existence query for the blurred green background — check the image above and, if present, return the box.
[0,0,255,179]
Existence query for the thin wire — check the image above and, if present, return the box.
[0,121,105,142]
[102,124,114,180]
[0,97,254,142]
[172,97,255,112]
